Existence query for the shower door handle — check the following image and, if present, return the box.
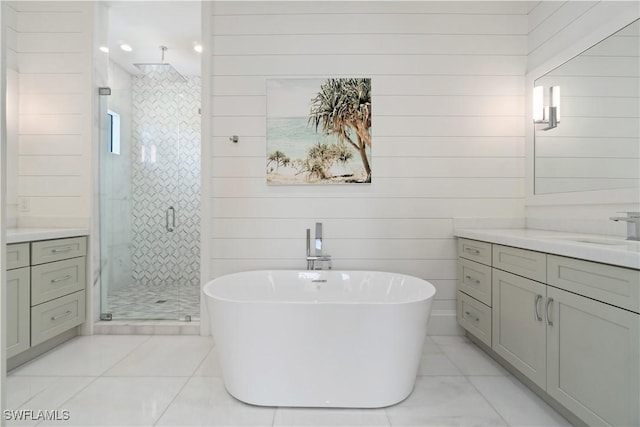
[166,206,175,232]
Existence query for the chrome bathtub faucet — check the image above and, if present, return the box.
[610,212,640,241]
[306,222,332,270]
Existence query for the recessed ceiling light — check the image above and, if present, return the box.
[120,43,133,52]
[193,43,203,53]
[99,46,109,53]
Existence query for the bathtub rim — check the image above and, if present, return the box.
[202,269,437,305]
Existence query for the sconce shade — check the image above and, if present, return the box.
[551,86,560,122]
[533,86,544,122]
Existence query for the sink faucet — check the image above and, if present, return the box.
[306,222,332,270]
[610,212,640,241]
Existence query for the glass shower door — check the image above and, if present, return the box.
[99,70,200,321]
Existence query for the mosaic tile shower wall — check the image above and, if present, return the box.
[130,71,201,315]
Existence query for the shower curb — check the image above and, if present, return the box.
[93,320,200,335]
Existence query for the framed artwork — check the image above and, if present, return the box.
[266,78,371,185]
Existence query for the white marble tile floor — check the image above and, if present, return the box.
[6,335,570,427]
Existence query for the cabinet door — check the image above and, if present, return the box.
[7,267,30,358]
[547,286,640,427]
[492,269,547,388]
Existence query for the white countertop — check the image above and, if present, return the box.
[455,228,640,270]
[6,227,89,244]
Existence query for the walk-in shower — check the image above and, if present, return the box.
[99,61,201,322]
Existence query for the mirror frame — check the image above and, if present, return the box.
[526,11,640,206]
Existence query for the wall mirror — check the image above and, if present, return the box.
[534,19,639,195]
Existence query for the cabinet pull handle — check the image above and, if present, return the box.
[464,311,480,323]
[464,247,480,255]
[51,274,73,283]
[465,275,481,285]
[534,294,543,321]
[51,247,72,253]
[51,310,73,321]
[546,297,554,326]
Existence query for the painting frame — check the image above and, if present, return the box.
[266,77,372,185]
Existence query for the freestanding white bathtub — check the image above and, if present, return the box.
[203,270,436,408]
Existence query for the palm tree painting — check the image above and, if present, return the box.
[266,78,372,185]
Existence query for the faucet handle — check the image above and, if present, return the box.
[315,222,323,255]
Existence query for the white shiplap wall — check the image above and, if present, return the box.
[14,1,93,228]
[203,1,530,334]
[5,2,19,227]
[525,1,640,235]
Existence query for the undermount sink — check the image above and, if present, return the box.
[548,236,639,247]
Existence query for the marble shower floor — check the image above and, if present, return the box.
[105,282,200,321]
[6,335,571,427]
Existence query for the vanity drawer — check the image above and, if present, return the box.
[493,244,546,283]
[7,243,30,270]
[31,257,86,306]
[457,258,492,306]
[457,291,492,347]
[548,255,640,313]
[458,238,492,266]
[31,237,86,265]
[31,290,85,347]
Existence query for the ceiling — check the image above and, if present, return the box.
[106,1,202,77]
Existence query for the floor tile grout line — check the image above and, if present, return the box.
[152,338,218,426]
[96,334,155,377]
[152,376,192,427]
[190,343,217,377]
[466,375,512,427]
[31,375,102,427]
[383,406,393,427]
[10,376,95,414]
[433,337,468,376]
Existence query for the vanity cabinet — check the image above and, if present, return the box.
[457,237,640,427]
[6,236,87,358]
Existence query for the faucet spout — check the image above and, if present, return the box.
[610,212,640,241]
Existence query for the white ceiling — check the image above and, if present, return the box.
[106,1,201,77]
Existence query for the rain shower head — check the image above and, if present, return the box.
[134,46,187,83]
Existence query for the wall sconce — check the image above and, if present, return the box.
[533,85,560,130]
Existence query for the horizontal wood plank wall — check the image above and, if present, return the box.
[5,2,19,227]
[205,1,530,334]
[526,1,640,234]
[527,1,638,72]
[14,1,92,227]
